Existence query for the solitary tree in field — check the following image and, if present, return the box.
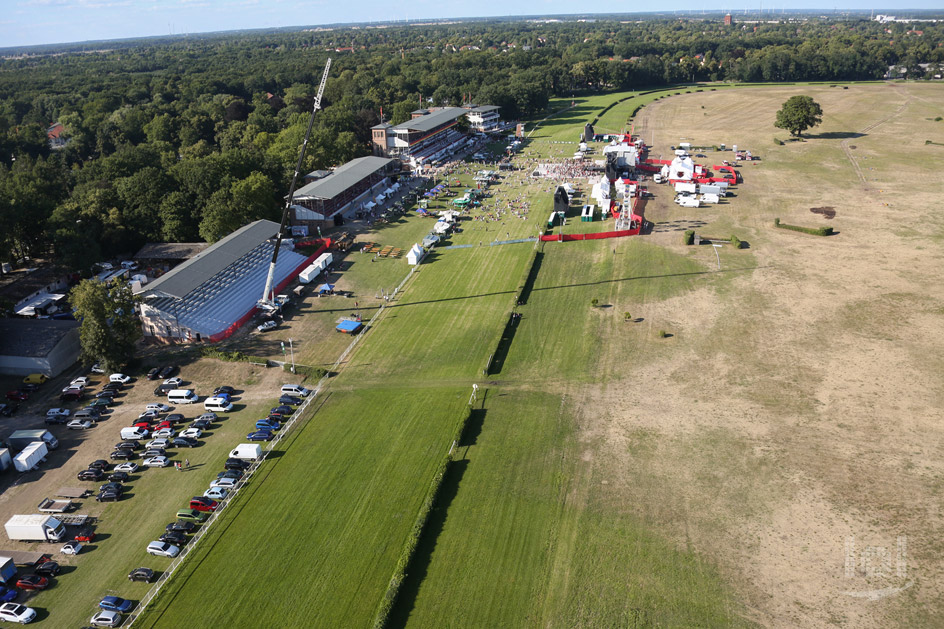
[774,95,823,138]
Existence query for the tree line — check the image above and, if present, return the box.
[0,15,941,271]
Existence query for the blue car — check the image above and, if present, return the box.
[255,419,280,432]
[0,585,17,603]
[246,430,274,442]
[99,596,133,613]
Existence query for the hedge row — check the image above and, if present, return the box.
[371,406,474,629]
[199,347,269,364]
[282,363,328,380]
[774,217,834,236]
[482,242,541,374]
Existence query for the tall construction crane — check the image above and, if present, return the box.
[258,57,332,312]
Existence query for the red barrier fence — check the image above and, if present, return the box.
[206,243,329,343]
[540,229,637,242]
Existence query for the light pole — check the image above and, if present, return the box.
[712,244,722,270]
[288,338,296,374]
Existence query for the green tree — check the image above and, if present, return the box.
[774,95,823,138]
[70,278,140,372]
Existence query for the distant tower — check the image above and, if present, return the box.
[724,14,733,25]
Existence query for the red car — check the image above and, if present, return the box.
[133,421,154,430]
[6,390,28,401]
[74,528,96,542]
[156,421,174,431]
[16,575,49,590]
[189,497,217,512]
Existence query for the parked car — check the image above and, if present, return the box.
[0,586,16,603]
[138,410,160,421]
[6,390,29,401]
[155,421,175,432]
[96,390,119,399]
[128,567,155,582]
[110,449,135,461]
[159,531,188,546]
[47,408,70,419]
[175,509,209,522]
[109,373,132,384]
[116,440,141,450]
[189,419,213,430]
[88,459,109,471]
[196,412,217,423]
[61,540,83,555]
[0,602,36,624]
[114,462,139,473]
[90,363,105,374]
[146,403,171,413]
[74,528,96,542]
[213,386,235,396]
[90,609,123,627]
[146,438,170,450]
[34,561,60,577]
[143,448,167,458]
[60,389,84,402]
[152,428,174,438]
[165,413,184,424]
[70,376,90,388]
[78,468,104,481]
[159,365,178,379]
[22,374,48,385]
[178,427,202,439]
[89,398,113,409]
[218,469,243,481]
[146,367,161,380]
[144,456,170,468]
[210,477,237,490]
[68,419,93,430]
[255,419,280,432]
[16,575,49,590]
[153,383,175,396]
[279,395,302,406]
[172,437,199,448]
[204,487,229,501]
[146,541,180,557]
[108,470,130,482]
[189,497,217,512]
[271,405,294,415]
[162,377,182,387]
[246,430,274,442]
[0,403,17,417]
[224,458,251,471]
[103,382,124,392]
[166,520,196,534]
[96,484,122,502]
[257,320,277,332]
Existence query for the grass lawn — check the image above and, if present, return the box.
[136,386,468,629]
[392,390,751,628]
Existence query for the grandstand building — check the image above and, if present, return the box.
[291,156,398,230]
[138,220,312,343]
[465,105,502,133]
[372,105,502,168]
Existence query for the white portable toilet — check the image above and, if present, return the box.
[406,244,424,266]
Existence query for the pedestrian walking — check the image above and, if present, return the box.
[185,458,190,469]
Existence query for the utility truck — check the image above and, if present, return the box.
[5,515,67,542]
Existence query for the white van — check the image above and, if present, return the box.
[167,389,199,405]
[280,384,310,398]
[204,397,233,413]
[120,426,149,440]
[229,444,262,460]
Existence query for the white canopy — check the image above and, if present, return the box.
[375,195,386,202]
[433,221,450,235]
[364,201,376,209]
[406,243,424,266]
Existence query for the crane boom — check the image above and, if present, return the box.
[259,57,332,310]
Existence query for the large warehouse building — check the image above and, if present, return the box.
[0,318,80,377]
[138,220,313,343]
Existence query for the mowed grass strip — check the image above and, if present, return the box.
[395,390,750,628]
[137,386,468,629]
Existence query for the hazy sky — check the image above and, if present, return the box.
[1,0,938,48]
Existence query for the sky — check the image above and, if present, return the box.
[0,0,939,48]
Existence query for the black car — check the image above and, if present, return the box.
[96,390,119,399]
[159,365,178,379]
[214,386,235,396]
[128,567,155,582]
[147,367,161,380]
[153,383,175,397]
[165,413,185,424]
[116,440,141,450]
[19,383,40,392]
[99,482,123,494]
[77,468,104,481]
[110,449,136,461]
[159,531,188,546]
[0,403,17,417]
[143,448,166,458]
[97,489,120,502]
[79,407,103,418]
[166,520,196,534]
[108,471,130,482]
[189,419,212,430]
[103,382,123,391]
[60,390,83,402]
[218,469,243,481]
[172,437,199,448]
[224,458,251,470]
[88,460,109,471]
[35,561,60,577]
[278,395,301,406]
[271,405,294,416]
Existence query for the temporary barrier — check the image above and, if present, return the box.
[540,229,638,242]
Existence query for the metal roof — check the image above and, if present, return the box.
[0,318,78,358]
[468,105,500,113]
[391,107,467,133]
[142,220,280,300]
[294,156,393,202]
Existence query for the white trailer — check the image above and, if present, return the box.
[5,515,67,542]
[13,442,47,473]
[297,264,320,284]
[0,448,11,472]
[674,182,697,194]
[313,252,333,272]
[700,193,721,204]
[698,184,724,196]
[676,196,701,208]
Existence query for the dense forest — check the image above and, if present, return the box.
[1,15,942,270]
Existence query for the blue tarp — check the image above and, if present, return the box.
[317,284,335,294]
[336,320,363,334]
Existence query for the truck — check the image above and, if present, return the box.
[0,448,11,472]
[5,515,67,542]
[38,498,73,514]
[13,442,48,473]
[0,556,15,584]
[674,182,697,194]
[676,195,701,208]
[7,430,58,452]
[698,184,725,196]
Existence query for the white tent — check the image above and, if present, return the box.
[375,194,386,203]
[668,155,695,181]
[364,201,376,209]
[383,187,394,196]
[406,244,424,266]
[432,221,450,235]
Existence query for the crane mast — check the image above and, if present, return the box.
[259,57,332,311]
